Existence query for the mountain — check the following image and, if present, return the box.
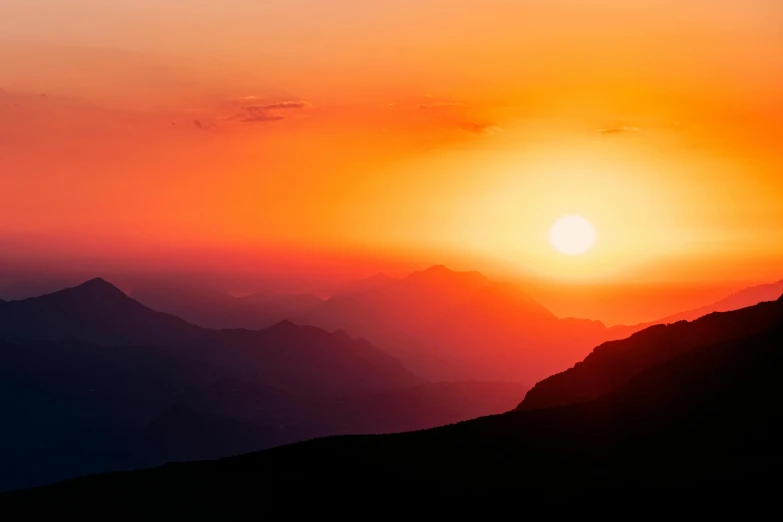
[653,279,783,324]
[0,278,201,345]
[0,279,419,396]
[131,283,323,330]
[0,277,88,301]
[330,272,397,296]
[517,293,783,411]
[296,265,609,383]
[141,405,288,463]
[0,278,536,491]
[316,381,529,435]
[0,337,234,491]
[188,321,420,396]
[296,265,493,338]
[416,283,607,382]
[8,310,782,516]
[174,378,528,438]
[0,335,523,491]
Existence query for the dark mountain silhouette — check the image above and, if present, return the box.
[188,321,420,396]
[316,381,529,435]
[0,278,533,491]
[131,282,323,330]
[0,278,201,345]
[8,313,782,516]
[0,333,523,491]
[0,277,88,301]
[296,265,610,383]
[518,293,783,411]
[0,279,420,396]
[174,378,528,438]
[141,405,288,463]
[0,337,233,491]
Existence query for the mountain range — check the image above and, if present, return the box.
[0,278,527,491]
[293,266,783,384]
[294,265,609,383]
[130,282,324,330]
[6,291,782,516]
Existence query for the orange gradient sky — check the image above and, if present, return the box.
[1,1,782,322]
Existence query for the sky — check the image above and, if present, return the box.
[1,1,782,323]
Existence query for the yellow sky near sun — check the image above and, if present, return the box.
[1,0,782,288]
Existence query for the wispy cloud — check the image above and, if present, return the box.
[458,122,501,135]
[598,125,640,134]
[253,101,311,110]
[232,99,310,123]
[417,102,465,109]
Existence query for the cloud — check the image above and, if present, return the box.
[253,101,310,110]
[417,102,465,109]
[458,122,500,135]
[233,99,310,123]
[192,119,219,130]
[241,108,286,122]
[598,125,640,134]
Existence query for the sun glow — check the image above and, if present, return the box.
[549,215,596,256]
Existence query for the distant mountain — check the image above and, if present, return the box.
[0,278,533,491]
[653,279,783,324]
[296,265,609,383]
[416,283,607,382]
[131,283,323,330]
[189,321,420,396]
[0,278,201,346]
[517,293,783,411]
[297,265,492,338]
[10,309,783,515]
[330,273,397,296]
[0,277,89,301]
[0,279,421,397]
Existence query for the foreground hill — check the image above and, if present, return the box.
[7,313,782,516]
[518,293,783,411]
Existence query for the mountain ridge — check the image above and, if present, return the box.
[517,293,783,411]
[7,312,782,515]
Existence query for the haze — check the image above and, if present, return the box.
[1,0,782,324]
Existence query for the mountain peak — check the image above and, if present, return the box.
[268,319,298,331]
[422,264,453,275]
[79,277,118,289]
[69,278,128,299]
[409,265,488,282]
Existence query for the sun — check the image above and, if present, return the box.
[549,215,596,255]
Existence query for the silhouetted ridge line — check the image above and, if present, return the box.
[0,277,202,345]
[516,296,783,411]
[6,316,783,515]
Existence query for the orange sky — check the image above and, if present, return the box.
[1,1,782,323]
